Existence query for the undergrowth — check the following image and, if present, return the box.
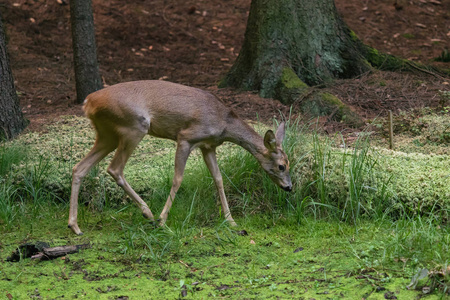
[0,115,449,298]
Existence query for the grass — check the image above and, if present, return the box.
[0,115,449,298]
[1,207,449,299]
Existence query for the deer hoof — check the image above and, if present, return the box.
[148,220,160,228]
[229,220,238,227]
[68,224,83,235]
[142,212,154,219]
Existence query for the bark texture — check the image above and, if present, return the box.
[222,0,370,101]
[0,13,27,140]
[70,0,102,103]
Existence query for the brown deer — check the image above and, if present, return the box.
[68,80,292,235]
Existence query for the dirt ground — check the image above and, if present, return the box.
[2,0,449,132]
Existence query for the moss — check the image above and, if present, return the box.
[280,67,308,90]
[217,77,227,88]
[402,33,415,39]
[3,115,449,223]
[319,91,342,106]
[300,92,364,127]
[273,67,309,105]
[372,112,450,155]
[1,214,446,299]
[349,30,359,42]
[365,46,409,71]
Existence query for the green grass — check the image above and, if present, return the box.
[0,115,449,298]
[1,206,449,299]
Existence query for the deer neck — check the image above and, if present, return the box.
[224,117,266,159]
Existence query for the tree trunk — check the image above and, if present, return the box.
[70,0,102,104]
[0,13,27,140]
[221,0,370,102]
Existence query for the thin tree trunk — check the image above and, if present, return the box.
[0,13,27,140]
[70,0,102,104]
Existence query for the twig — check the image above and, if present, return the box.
[388,110,394,150]
[406,61,446,80]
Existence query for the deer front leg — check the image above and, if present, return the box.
[201,147,237,227]
[159,141,191,226]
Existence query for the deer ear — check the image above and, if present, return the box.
[275,122,286,146]
[264,130,277,152]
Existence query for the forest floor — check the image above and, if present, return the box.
[2,0,450,133]
[1,1,450,299]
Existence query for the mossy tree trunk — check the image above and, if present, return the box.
[70,0,102,104]
[0,13,27,140]
[222,0,371,103]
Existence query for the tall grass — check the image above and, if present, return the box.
[0,184,22,230]
[0,117,445,229]
[298,128,396,226]
[0,143,27,228]
[0,144,61,229]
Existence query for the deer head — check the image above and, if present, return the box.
[261,122,292,191]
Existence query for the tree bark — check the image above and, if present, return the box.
[221,0,370,102]
[0,13,27,140]
[70,0,102,104]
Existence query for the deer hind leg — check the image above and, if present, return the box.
[200,147,237,227]
[159,140,192,226]
[69,136,117,235]
[107,129,155,222]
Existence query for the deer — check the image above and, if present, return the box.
[68,80,292,235]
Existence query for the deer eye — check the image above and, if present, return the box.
[278,165,285,171]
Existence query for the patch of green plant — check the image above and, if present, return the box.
[402,33,415,39]
[435,49,450,62]
[0,142,27,177]
[0,115,449,298]
[299,92,364,127]
[438,90,450,113]
[374,109,450,155]
[1,207,449,299]
[3,115,449,227]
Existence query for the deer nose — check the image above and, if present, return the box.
[282,185,292,192]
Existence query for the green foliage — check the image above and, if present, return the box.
[438,90,450,113]
[1,212,449,298]
[402,33,416,39]
[1,115,448,227]
[365,46,408,70]
[435,49,450,62]
[299,131,394,224]
[375,109,450,155]
[300,92,364,127]
[0,143,27,177]
[0,115,449,298]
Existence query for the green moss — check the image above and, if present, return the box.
[402,33,415,39]
[349,30,359,42]
[1,214,447,299]
[217,77,227,88]
[300,92,364,127]
[372,111,450,155]
[274,67,309,105]
[319,91,342,106]
[365,46,408,70]
[280,67,308,90]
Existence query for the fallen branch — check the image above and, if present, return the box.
[40,244,91,259]
[7,242,91,261]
